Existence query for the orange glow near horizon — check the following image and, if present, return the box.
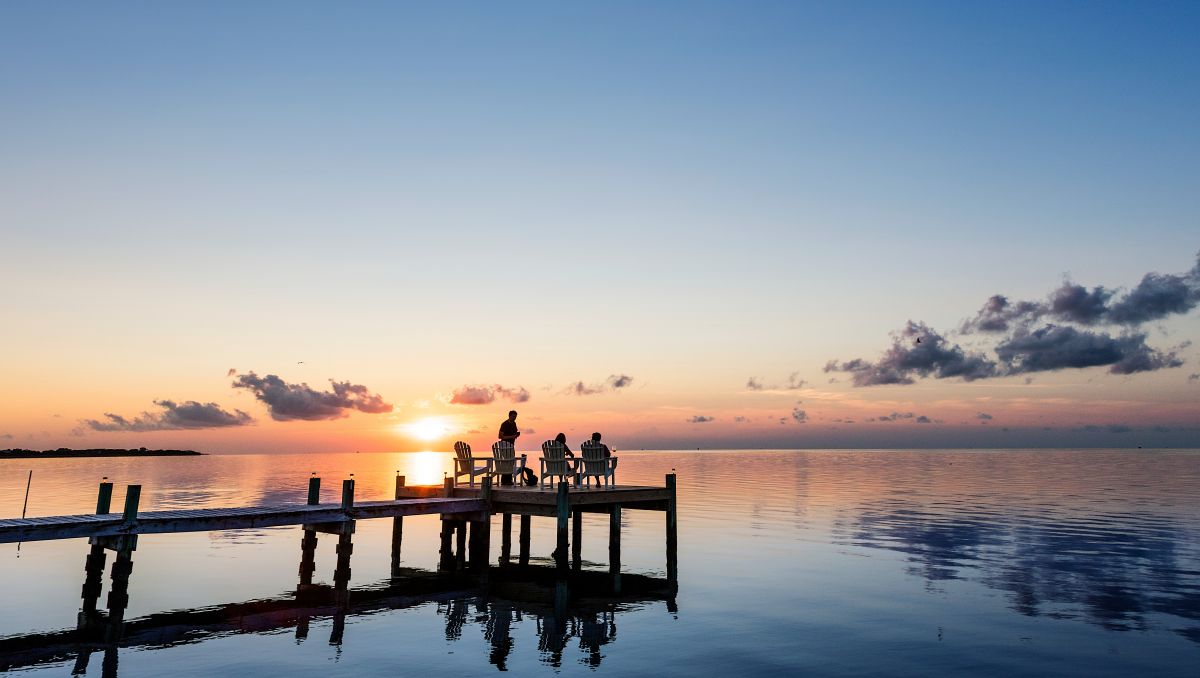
[401,417,451,442]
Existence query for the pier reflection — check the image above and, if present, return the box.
[0,566,675,675]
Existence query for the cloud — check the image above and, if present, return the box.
[977,412,994,420]
[1,433,12,440]
[876,411,915,422]
[733,416,748,423]
[562,374,634,396]
[1190,373,1200,383]
[687,415,715,423]
[84,400,254,431]
[996,326,1183,375]
[226,368,237,377]
[745,373,807,391]
[962,252,1200,333]
[825,321,998,386]
[962,295,1047,333]
[792,408,807,424]
[231,372,393,421]
[1073,423,1134,434]
[915,415,933,424]
[448,384,530,405]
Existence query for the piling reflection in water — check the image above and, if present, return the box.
[0,565,674,675]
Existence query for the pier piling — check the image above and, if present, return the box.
[500,513,513,565]
[666,473,678,588]
[555,482,569,569]
[572,510,582,571]
[519,515,531,566]
[299,477,321,589]
[391,475,405,577]
[609,504,622,593]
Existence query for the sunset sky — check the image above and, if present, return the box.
[2,2,1198,452]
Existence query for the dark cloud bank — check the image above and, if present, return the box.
[86,400,253,431]
[449,384,531,405]
[828,253,1198,386]
[231,372,393,421]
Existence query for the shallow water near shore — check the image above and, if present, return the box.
[1,449,1198,676]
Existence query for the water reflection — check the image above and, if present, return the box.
[839,492,1200,641]
[0,567,672,675]
[438,588,625,668]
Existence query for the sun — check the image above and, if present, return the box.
[403,417,450,442]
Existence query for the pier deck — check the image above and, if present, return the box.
[0,497,486,544]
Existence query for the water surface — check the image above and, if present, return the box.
[1,449,1198,676]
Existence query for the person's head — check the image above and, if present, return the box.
[555,433,566,445]
[508,410,518,421]
[591,432,602,442]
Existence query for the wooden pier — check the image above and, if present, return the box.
[0,472,679,655]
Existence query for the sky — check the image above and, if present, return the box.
[1,1,1198,452]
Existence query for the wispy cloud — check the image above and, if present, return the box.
[562,374,634,396]
[448,384,531,405]
[84,400,254,431]
[687,415,715,423]
[745,373,807,391]
[231,372,393,421]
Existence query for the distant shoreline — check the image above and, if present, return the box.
[0,448,203,459]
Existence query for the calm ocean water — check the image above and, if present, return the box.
[1,449,1198,676]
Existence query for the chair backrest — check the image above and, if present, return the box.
[541,440,569,475]
[453,441,472,461]
[491,440,517,474]
[580,441,608,475]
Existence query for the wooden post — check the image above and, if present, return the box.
[307,476,321,505]
[96,479,113,515]
[341,478,355,510]
[455,521,467,569]
[518,515,531,567]
[500,513,512,565]
[438,476,457,571]
[438,519,455,571]
[471,477,493,574]
[609,504,622,594]
[665,473,678,588]
[80,480,115,621]
[121,485,141,523]
[299,477,320,588]
[333,529,354,606]
[555,481,569,569]
[104,536,136,643]
[571,510,582,571]
[391,474,405,577]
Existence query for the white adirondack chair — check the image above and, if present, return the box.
[453,441,491,487]
[579,441,617,488]
[489,440,527,485]
[539,439,577,489]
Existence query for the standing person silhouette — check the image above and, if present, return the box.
[498,410,520,445]
[497,411,521,486]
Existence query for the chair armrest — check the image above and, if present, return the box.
[470,456,493,462]
[609,457,618,470]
